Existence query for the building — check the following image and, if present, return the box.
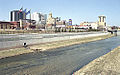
[56,20,66,25]
[40,13,47,25]
[0,21,20,30]
[19,19,36,30]
[0,21,11,30]
[46,12,56,30]
[31,12,47,29]
[10,21,20,29]
[69,19,72,25]
[46,12,55,25]
[79,15,107,30]
[10,10,26,21]
[90,22,98,29]
[80,22,98,29]
[0,20,36,30]
[31,12,40,24]
[98,15,106,30]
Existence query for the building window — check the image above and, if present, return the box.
[1,24,3,29]
[11,12,13,21]
[5,24,7,29]
[100,18,101,22]
[103,17,104,22]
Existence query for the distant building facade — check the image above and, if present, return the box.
[79,15,107,30]
[31,12,40,24]
[69,19,72,25]
[31,12,47,29]
[98,15,106,30]
[10,10,26,21]
[80,22,98,29]
[40,13,47,25]
[0,21,20,30]
[0,20,36,30]
[19,19,36,30]
[46,12,55,25]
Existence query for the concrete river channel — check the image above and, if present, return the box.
[0,32,104,49]
[0,32,120,75]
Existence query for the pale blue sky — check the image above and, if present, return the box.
[0,0,120,26]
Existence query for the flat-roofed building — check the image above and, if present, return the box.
[10,10,26,21]
[80,22,98,29]
[98,15,106,30]
[31,12,47,29]
[0,21,20,30]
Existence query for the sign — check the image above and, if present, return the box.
[56,25,66,27]
[69,19,72,25]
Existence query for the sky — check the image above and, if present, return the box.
[0,0,120,26]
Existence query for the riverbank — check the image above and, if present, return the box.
[0,29,100,34]
[74,46,120,75]
[30,34,113,51]
[0,33,114,59]
[0,30,46,34]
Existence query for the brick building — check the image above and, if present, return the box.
[0,21,20,30]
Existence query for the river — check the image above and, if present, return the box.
[0,32,120,75]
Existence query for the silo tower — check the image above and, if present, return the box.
[98,15,106,30]
[98,15,106,26]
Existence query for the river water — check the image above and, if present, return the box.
[0,32,120,75]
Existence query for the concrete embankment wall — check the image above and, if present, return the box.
[0,30,44,34]
[32,32,109,44]
[30,33,112,51]
[74,46,120,75]
[0,32,108,49]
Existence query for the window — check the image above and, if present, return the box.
[100,18,101,22]
[103,17,104,22]
[5,24,7,29]
[1,24,3,29]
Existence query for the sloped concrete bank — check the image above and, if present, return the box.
[0,33,113,59]
[30,34,113,51]
[74,46,120,75]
